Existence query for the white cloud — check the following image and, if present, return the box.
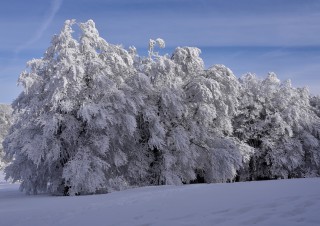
[15,0,63,53]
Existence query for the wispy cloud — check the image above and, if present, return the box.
[15,0,63,53]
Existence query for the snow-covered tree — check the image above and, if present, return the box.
[0,104,12,169]
[235,73,320,180]
[136,48,252,185]
[4,20,139,195]
[310,95,320,118]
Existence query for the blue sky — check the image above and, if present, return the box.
[0,0,320,103]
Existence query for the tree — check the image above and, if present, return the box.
[235,73,320,180]
[0,104,12,169]
[4,20,139,195]
[137,49,252,184]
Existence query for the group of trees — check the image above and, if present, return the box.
[235,74,320,180]
[2,20,320,195]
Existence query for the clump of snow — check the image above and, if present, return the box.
[0,176,319,226]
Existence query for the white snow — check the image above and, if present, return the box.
[0,172,320,226]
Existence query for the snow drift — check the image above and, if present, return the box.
[0,175,320,226]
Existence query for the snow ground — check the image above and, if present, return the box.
[0,172,320,226]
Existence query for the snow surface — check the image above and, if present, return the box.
[0,171,320,226]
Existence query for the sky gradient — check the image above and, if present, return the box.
[1,0,319,103]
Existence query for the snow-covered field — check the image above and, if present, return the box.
[1,171,320,226]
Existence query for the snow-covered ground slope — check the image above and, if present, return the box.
[0,172,319,226]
